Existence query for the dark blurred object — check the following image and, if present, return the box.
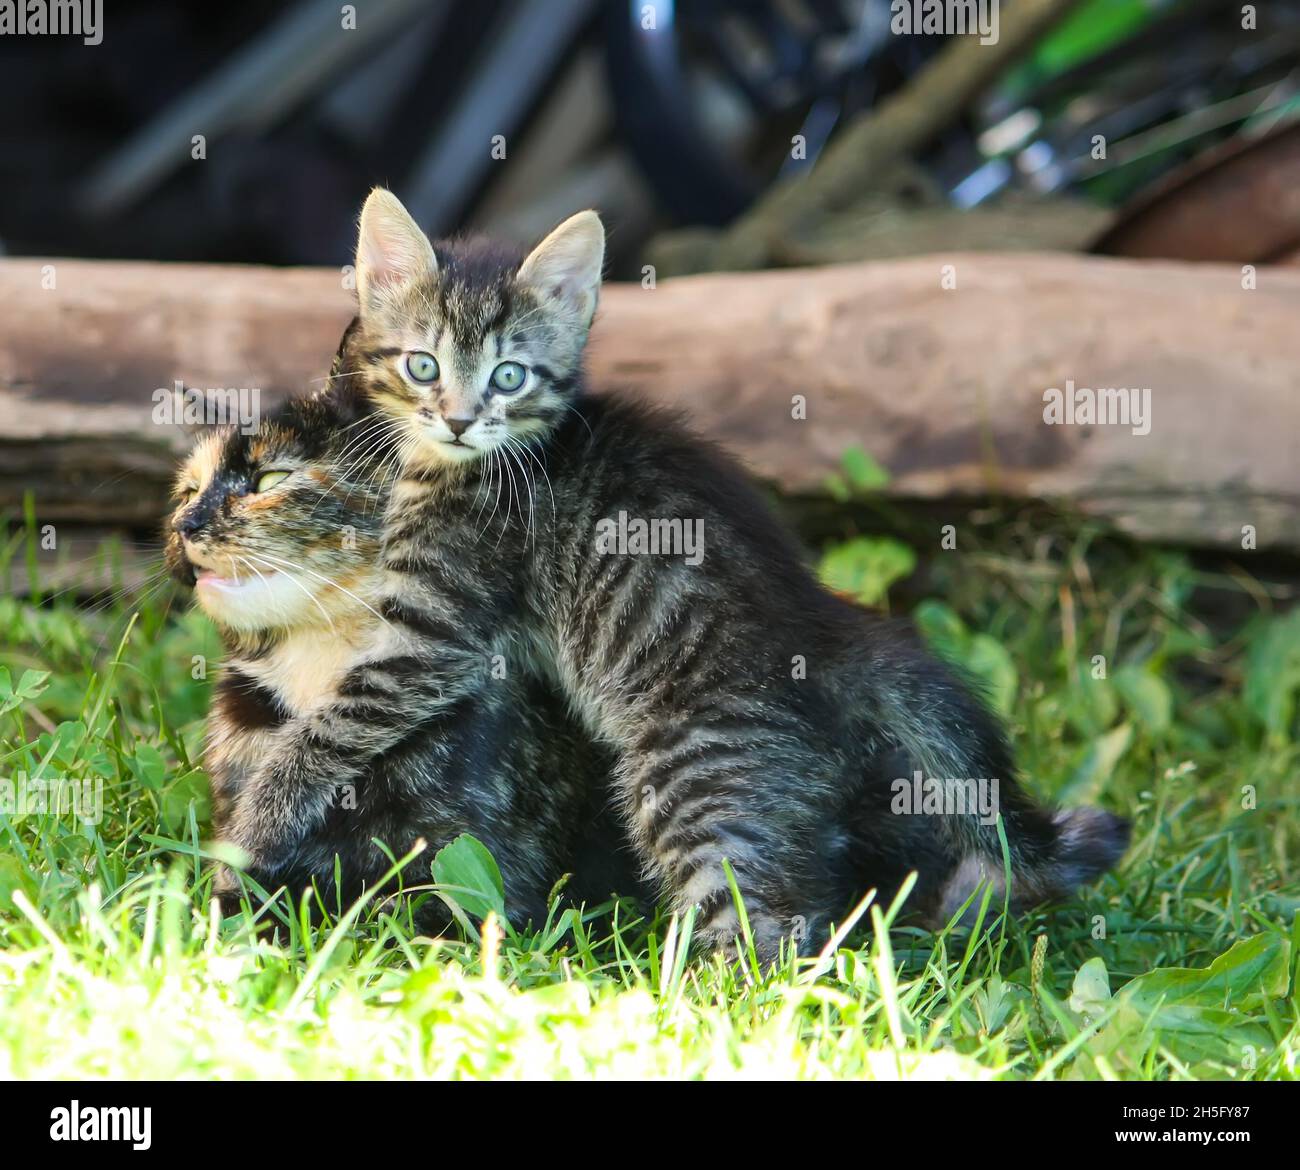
[649,0,1086,273]
[648,0,1300,273]
[2,0,1297,273]
[1093,122,1300,263]
[955,0,1300,207]
[0,0,582,265]
[605,0,941,225]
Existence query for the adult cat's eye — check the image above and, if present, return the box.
[256,470,291,493]
[491,360,527,393]
[405,351,440,384]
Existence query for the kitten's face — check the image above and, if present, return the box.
[345,188,604,472]
[164,394,385,637]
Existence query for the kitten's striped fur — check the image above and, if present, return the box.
[331,189,1130,960]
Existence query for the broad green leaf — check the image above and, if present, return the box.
[965,634,1018,718]
[1113,665,1172,735]
[1244,609,1300,742]
[819,537,916,607]
[913,599,967,658]
[1121,933,1289,1012]
[1067,668,1119,736]
[1099,1007,1274,1069]
[1058,722,1131,804]
[910,603,1016,716]
[159,768,209,833]
[1069,956,1111,1018]
[131,743,168,790]
[841,447,891,492]
[432,832,507,924]
[33,721,88,771]
[824,474,852,503]
[0,667,18,716]
[0,853,31,908]
[1088,935,1291,1071]
[15,669,50,701]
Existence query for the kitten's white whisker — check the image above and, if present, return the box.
[332,415,400,470]
[502,436,538,551]
[334,422,401,481]
[479,449,504,543]
[560,402,595,445]
[495,442,521,551]
[307,418,400,519]
[310,369,367,385]
[512,434,555,516]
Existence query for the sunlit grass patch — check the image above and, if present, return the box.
[1,511,1296,1080]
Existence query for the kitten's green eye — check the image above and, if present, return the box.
[255,470,291,493]
[491,361,527,393]
[405,352,440,384]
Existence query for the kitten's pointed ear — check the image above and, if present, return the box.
[518,210,605,328]
[355,187,436,313]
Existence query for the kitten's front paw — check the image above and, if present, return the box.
[220,801,290,879]
[211,863,246,918]
[698,911,807,968]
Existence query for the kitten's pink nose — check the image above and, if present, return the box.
[446,417,473,438]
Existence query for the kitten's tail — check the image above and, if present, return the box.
[862,625,1130,923]
[935,807,1131,926]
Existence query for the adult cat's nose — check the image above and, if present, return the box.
[446,417,473,438]
[173,510,203,538]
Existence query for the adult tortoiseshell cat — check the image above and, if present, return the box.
[164,384,639,925]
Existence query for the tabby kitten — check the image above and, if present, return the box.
[325,187,1129,962]
[164,384,635,924]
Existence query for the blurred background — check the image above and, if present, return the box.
[1,0,1297,276]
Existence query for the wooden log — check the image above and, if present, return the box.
[0,253,1296,550]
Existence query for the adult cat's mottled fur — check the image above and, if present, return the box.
[164,386,638,924]
[318,189,1131,960]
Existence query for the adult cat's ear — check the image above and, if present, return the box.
[355,188,436,313]
[518,210,605,328]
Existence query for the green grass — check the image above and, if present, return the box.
[0,511,1297,1080]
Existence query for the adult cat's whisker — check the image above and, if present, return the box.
[27,563,170,615]
[240,554,335,632]
[251,551,393,630]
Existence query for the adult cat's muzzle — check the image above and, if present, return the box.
[163,537,198,588]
